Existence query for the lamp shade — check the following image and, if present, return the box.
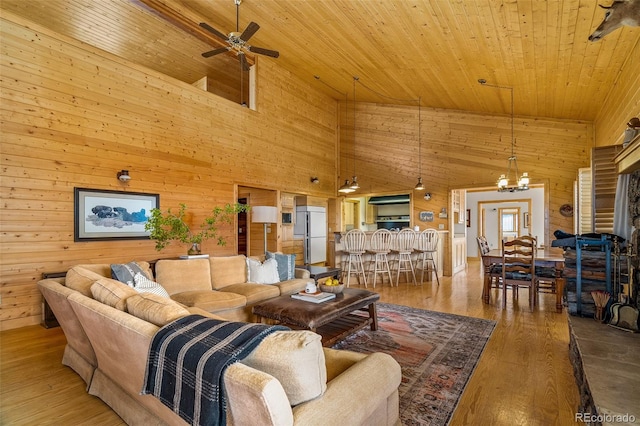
[251,206,278,223]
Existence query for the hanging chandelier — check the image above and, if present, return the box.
[478,79,530,192]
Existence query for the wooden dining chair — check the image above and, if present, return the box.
[477,236,501,288]
[390,228,417,286]
[501,236,537,311]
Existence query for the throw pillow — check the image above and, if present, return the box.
[242,330,327,405]
[133,273,170,298]
[266,251,296,281]
[126,293,190,327]
[90,277,138,311]
[111,261,151,286]
[246,258,280,285]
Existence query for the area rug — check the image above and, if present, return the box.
[332,303,496,425]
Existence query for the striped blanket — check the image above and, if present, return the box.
[142,315,288,426]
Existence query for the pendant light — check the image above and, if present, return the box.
[349,76,360,190]
[338,90,356,194]
[478,79,530,192]
[414,96,425,190]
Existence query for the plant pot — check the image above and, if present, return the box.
[187,243,201,255]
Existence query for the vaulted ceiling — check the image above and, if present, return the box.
[2,0,639,120]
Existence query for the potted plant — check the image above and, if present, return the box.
[145,203,250,255]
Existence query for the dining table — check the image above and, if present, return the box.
[481,247,565,312]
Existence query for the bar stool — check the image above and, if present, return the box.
[390,228,417,286]
[366,229,394,288]
[414,229,440,285]
[342,229,368,288]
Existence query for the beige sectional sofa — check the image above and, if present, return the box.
[38,257,402,426]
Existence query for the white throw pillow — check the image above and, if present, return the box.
[246,258,280,284]
[133,272,170,297]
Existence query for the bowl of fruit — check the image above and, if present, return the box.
[320,278,344,294]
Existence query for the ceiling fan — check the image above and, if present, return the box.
[199,0,279,71]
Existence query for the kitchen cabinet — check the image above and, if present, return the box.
[365,201,377,224]
[452,236,467,274]
[452,190,466,224]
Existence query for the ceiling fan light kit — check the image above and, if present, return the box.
[199,0,279,72]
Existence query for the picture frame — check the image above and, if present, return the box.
[74,188,159,241]
[523,212,530,229]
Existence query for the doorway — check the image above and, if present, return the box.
[237,197,248,256]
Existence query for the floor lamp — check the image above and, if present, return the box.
[251,206,278,254]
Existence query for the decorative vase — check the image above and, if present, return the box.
[187,243,201,255]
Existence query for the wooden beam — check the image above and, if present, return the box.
[130,0,255,66]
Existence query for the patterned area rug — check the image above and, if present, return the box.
[332,303,496,425]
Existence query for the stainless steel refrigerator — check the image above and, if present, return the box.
[294,206,327,264]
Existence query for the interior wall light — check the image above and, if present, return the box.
[478,79,530,192]
[117,170,131,182]
[251,206,278,254]
[310,177,319,184]
[414,96,425,191]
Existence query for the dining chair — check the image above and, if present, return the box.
[476,235,501,288]
[390,228,417,286]
[341,229,368,288]
[501,236,537,311]
[414,229,440,285]
[366,229,394,288]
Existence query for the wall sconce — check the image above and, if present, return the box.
[310,177,319,184]
[424,193,431,201]
[117,170,131,182]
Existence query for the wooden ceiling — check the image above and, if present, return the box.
[2,0,639,121]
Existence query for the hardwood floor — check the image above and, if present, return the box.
[0,259,581,425]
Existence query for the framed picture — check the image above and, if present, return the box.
[523,212,530,228]
[74,188,159,241]
[419,211,434,222]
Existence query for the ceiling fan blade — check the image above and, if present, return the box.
[240,22,260,42]
[239,53,250,71]
[199,22,229,41]
[202,47,230,58]
[248,46,280,58]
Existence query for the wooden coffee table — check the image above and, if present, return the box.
[252,288,380,347]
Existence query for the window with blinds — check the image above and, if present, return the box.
[576,167,592,234]
[592,145,623,233]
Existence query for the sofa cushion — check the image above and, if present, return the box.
[90,277,138,311]
[111,261,151,285]
[126,293,190,327]
[217,283,280,305]
[266,252,297,281]
[133,273,170,297]
[246,258,280,285]
[210,255,247,289]
[242,330,327,405]
[155,259,212,295]
[170,290,247,312]
[66,266,108,297]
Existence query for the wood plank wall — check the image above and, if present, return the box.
[593,39,640,147]
[339,102,593,239]
[0,12,338,330]
[2,11,637,330]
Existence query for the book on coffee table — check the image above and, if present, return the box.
[291,291,336,304]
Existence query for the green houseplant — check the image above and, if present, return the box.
[145,203,249,254]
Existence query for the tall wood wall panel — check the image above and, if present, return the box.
[0,13,338,330]
[593,40,640,148]
[339,102,593,240]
